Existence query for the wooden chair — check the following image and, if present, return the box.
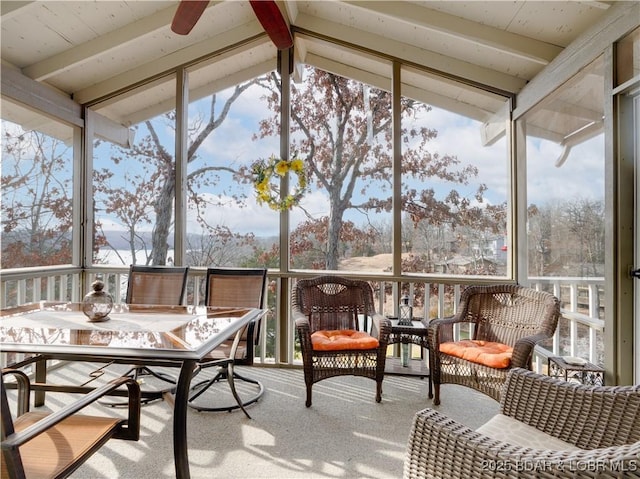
[1,368,141,479]
[106,264,189,405]
[404,368,640,479]
[293,275,392,407]
[427,284,560,405]
[188,267,267,418]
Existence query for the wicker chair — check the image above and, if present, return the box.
[427,284,560,405]
[293,275,391,407]
[188,267,267,418]
[404,368,640,479]
[105,264,189,406]
[2,368,141,479]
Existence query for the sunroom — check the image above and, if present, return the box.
[1,1,639,477]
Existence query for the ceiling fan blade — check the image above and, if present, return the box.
[171,1,209,35]
[249,0,293,50]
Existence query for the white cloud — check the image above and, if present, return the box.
[404,106,509,205]
[190,83,279,168]
[186,189,330,237]
[526,134,604,205]
[96,218,130,232]
[424,106,605,207]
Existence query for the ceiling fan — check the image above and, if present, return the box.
[171,0,293,50]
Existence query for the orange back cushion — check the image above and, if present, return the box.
[311,329,379,351]
[440,339,513,369]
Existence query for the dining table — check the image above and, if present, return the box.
[0,301,266,479]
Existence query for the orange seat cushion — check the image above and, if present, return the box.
[440,340,513,369]
[311,329,379,351]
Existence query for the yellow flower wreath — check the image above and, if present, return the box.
[251,155,307,211]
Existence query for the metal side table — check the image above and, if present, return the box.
[385,318,432,398]
[548,356,605,386]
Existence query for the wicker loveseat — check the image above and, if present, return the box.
[404,368,640,479]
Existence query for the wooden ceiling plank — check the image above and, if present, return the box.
[1,67,82,127]
[306,51,493,123]
[343,1,562,65]
[514,1,638,118]
[22,4,182,81]
[73,22,265,105]
[0,1,36,19]
[119,60,274,125]
[296,13,527,94]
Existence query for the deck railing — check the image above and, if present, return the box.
[529,276,605,367]
[1,267,605,374]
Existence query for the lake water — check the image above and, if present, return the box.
[96,249,176,266]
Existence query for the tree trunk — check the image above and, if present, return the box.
[150,172,176,265]
[326,202,344,270]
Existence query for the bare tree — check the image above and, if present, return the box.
[95,81,258,265]
[2,130,73,267]
[185,226,256,267]
[256,68,496,269]
[527,199,604,277]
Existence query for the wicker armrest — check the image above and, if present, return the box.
[292,308,308,323]
[294,315,310,331]
[501,368,640,448]
[510,333,549,366]
[405,408,640,479]
[425,315,458,346]
[3,375,141,447]
[371,314,391,343]
[294,316,312,351]
[405,408,522,479]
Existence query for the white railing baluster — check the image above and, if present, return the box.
[34,277,41,302]
[588,283,599,319]
[553,281,561,302]
[17,279,26,304]
[47,276,55,300]
[62,274,70,301]
[71,274,80,302]
[569,283,578,313]
[423,283,431,321]
[377,281,385,317]
[569,317,577,357]
[589,327,598,363]
[437,284,445,318]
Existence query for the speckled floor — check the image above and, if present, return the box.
[8,362,499,479]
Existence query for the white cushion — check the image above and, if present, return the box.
[476,413,581,450]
